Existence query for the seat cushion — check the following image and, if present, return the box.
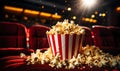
[0,22,27,48]
[0,48,34,57]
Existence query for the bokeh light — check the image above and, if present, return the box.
[91,14,95,18]
[72,16,77,20]
[67,7,72,11]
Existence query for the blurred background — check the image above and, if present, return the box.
[0,0,120,28]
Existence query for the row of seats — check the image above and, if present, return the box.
[0,22,120,57]
[0,22,50,57]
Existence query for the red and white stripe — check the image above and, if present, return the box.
[47,34,82,60]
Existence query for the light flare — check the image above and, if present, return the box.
[81,0,97,8]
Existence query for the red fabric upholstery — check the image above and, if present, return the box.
[91,25,120,55]
[108,26,120,48]
[29,25,50,50]
[0,48,34,57]
[0,22,27,47]
[18,24,27,47]
[92,25,115,48]
[0,22,18,47]
[81,26,94,47]
[0,22,33,57]
[0,56,25,62]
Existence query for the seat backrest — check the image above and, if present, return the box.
[0,22,27,48]
[17,23,27,48]
[29,25,50,50]
[92,25,115,48]
[108,26,120,48]
[81,26,94,47]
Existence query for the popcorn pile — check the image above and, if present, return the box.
[21,48,53,65]
[46,19,85,35]
[20,45,120,69]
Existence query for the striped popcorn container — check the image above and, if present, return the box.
[47,34,83,60]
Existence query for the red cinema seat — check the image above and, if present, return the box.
[0,22,20,47]
[81,26,94,47]
[92,25,115,48]
[91,25,117,55]
[108,26,120,48]
[29,25,50,50]
[0,22,33,57]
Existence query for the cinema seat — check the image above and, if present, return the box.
[0,22,33,57]
[81,26,94,47]
[29,25,50,50]
[92,25,117,55]
[108,26,120,48]
[107,26,120,55]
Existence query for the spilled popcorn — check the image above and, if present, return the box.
[21,45,120,69]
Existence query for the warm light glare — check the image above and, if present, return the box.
[93,20,97,23]
[24,9,39,15]
[4,6,62,19]
[82,17,97,23]
[52,14,62,19]
[67,7,72,11]
[89,19,93,22]
[4,6,23,13]
[40,12,51,17]
[24,16,28,20]
[55,13,58,15]
[81,0,97,8]
[41,5,44,9]
[73,16,76,20]
[85,18,89,21]
[102,13,106,17]
[95,11,98,14]
[99,13,106,17]
[116,7,120,12]
[91,14,95,18]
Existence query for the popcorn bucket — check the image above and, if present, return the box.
[47,34,83,60]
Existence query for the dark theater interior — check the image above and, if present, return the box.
[0,0,120,71]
